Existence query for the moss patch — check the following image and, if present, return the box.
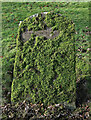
[11,12,76,107]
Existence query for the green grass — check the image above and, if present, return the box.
[2,2,90,104]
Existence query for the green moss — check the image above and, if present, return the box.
[11,12,76,107]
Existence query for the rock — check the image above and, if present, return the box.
[11,12,76,107]
[87,48,91,52]
[19,21,23,26]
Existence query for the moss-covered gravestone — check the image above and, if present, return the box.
[11,12,76,106]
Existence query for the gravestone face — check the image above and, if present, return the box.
[11,12,76,106]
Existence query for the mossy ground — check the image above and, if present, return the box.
[11,12,76,107]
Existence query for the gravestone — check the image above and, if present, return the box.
[11,12,76,106]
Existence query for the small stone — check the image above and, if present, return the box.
[86,26,88,29]
[50,34,52,37]
[19,21,23,26]
[43,12,49,14]
[85,112,89,118]
[8,92,11,95]
[48,105,53,109]
[55,104,60,107]
[75,32,78,34]
[87,48,91,51]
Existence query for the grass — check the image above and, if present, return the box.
[2,1,90,108]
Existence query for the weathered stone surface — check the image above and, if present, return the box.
[11,12,76,106]
[22,28,60,42]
